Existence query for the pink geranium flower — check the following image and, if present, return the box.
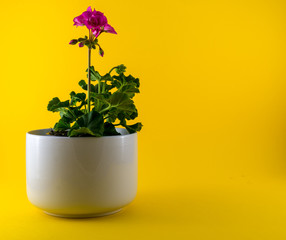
[73,7,117,38]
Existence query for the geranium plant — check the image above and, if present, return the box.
[47,7,142,137]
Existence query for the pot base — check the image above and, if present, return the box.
[43,208,122,218]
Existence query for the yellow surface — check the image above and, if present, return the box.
[1,0,286,239]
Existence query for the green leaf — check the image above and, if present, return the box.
[59,109,73,119]
[129,110,138,120]
[70,91,86,106]
[115,64,126,74]
[78,80,87,90]
[120,84,140,98]
[76,110,104,137]
[105,84,115,92]
[90,92,110,103]
[124,122,143,133]
[69,127,96,137]
[53,119,70,131]
[113,74,140,87]
[113,73,125,85]
[48,64,142,138]
[47,97,69,112]
[118,108,138,122]
[111,80,121,89]
[104,108,118,123]
[112,73,140,98]
[69,107,85,118]
[101,73,113,81]
[125,74,140,87]
[78,80,96,92]
[56,106,84,123]
[103,123,121,136]
[109,92,135,112]
[87,66,101,81]
[60,115,74,124]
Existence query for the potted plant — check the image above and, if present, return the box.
[26,6,142,218]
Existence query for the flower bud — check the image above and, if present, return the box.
[99,46,104,57]
[69,39,78,45]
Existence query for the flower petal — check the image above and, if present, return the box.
[79,42,85,47]
[87,6,92,12]
[82,10,92,19]
[92,27,102,38]
[73,15,86,26]
[103,24,117,34]
[94,11,107,25]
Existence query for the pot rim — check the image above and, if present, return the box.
[27,128,137,139]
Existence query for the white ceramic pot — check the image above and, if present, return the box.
[26,128,137,218]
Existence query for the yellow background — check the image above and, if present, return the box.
[1,0,286,239]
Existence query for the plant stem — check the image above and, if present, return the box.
[99,104,111,114]
[109,67,116,74]
[87,30,92,113]
[98,80,101,94]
